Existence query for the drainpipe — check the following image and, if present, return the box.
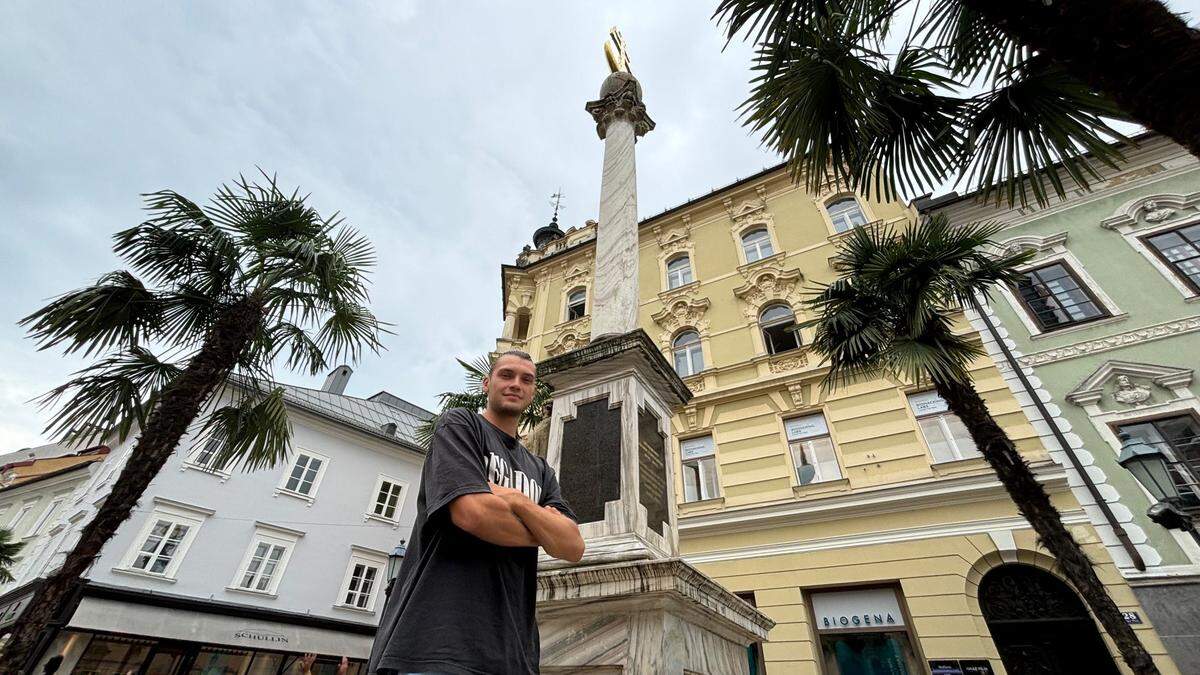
[970,296,1146,571]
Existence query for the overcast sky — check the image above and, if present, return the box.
[2,2,1197,451]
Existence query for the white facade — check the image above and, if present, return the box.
[0,373,430,673]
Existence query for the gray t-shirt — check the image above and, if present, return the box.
[368,408,576,675]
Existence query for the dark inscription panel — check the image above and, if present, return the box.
[637,405,669,536]
[558,397,622,525]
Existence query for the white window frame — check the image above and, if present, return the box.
[117,498,211,581]
[826,197,868,233]
[6,500,40,537]
[672,330,705,378]
[27,493,69,538]
[679,435,720,503]
[1101,200,1200,301]
[335,546,388,613]
[907,391,981,464]
[366,475,408,524]
[665,255,694,290]
[275,449,330,504]
[565,288,588,322]
[740,228,775,263]
[183,433,233,478]
[784,413,844,486]
[228,523,304,597]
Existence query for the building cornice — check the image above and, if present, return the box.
[1019,315,1200,367]
[678,462,1069,539]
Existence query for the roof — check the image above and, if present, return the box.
[274,382,433,453]
[0,445,110,491]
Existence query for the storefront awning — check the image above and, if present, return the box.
[68,596,374,658]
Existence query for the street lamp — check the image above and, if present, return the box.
[1117,433,1200,545]
[385,541,406,597]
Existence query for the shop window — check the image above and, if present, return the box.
[680,435,720,502]
[735,592,768,674]
[231,526,300,595]
[666,255,694,289]
[277,450,329,500]
[74,635,153,674]
[1144,222,1200,293]
[741,228,774,263]
[369,475,406,522]
[908,391,981,463]
[811,587,923,675]
[1116,414,1200,505]
[826,197,868,233]
[760,304,802,355]
[1013,262,1108,331]
[188,647,252,674]
[672,330,704,377]
[566,288,587,321]
[785,413,842,485]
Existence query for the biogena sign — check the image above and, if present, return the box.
[810,587,906,633]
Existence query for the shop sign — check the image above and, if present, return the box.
[810,587,905,632]
[930,660,994,675]
[0,591,35,629]
[232,628,290,645]
[908,391,949,416]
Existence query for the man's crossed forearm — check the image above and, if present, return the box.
[448,484,585,562]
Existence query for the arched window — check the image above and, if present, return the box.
[566,289,586,321]
[826,197,868,233]
[666,255,693,289]
[740,228,774,263]
[760,304,801,355]
[672,330,704,377]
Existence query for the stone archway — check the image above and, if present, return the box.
[979,564,1118,675]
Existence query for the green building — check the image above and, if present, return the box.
[922,132,1200,671]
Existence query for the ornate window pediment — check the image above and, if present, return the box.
[998,231,1070,257]
[545,318,591,357]
[733,260,805,320]
[1100,191,1200,232]
[650,295,711,351]
[1066,360,1193,408]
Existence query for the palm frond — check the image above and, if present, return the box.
[0,528,25,584]
[19,271,162,357]
[200,386,293,472]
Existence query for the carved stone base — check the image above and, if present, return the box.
[537,558,774,674]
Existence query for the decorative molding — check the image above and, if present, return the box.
[722,184,769,224]
[786,381,805,408]
[684,375,705,393]
[584,72,655,139]
[999,231,1069,255]
[1066,359,1194,406]
[546,317,592,357]
[650,296,712,350]
[1020,316,1200,366]
[653,220,692,257]
[732,258,805,320]
[683,405,698,430]
[768,352,808,374]
[1100,191,1200,231]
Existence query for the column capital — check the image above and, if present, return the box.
[585,72,656,140]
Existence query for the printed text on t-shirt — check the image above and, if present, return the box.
[486,452,542,504]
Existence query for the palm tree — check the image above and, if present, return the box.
[803,215,1157,673]
[715,0,1200,206]
[417,355,552,447]
[0,528,26,584]
[1,174,385,672]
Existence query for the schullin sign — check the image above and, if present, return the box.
[810,587,906,632]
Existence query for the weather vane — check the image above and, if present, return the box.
[550,190,565,223]
[604,26,632,74]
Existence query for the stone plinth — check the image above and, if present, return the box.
[537,330,690,569]
[537,558,774,674]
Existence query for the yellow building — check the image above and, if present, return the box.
[497,167,1179,674]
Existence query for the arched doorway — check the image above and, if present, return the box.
[979,564,1118,674]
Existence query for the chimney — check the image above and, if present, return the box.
[322,365,353,395]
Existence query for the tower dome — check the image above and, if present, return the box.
[532,214,565,249]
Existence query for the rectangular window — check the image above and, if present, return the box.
[1014,262,1107,331]
[344,563,380,609]
[28,494,67,537]
[7,501,39,536]
[131,519,191,575]
[680,435,720,502]
[278,450,329,500]
[231,527,299,595]
[370,476,406,522]
[1145,222,1200,293]
[908,391,980,463]
[785,413,842,485]
[337,549,388,613]
[189,435,231,472]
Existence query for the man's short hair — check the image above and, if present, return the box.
[490,350,535,375]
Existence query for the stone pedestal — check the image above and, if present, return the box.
[535,332,774,673]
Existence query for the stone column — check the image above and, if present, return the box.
[585,72,655,340]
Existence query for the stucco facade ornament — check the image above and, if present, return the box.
[1142,200,1175,223]
[684,375,705,393]
[654,218,692,256]
[684,405,698,430]
[733,260,805,320]
[1100,191,1200,230]
[723,185,770,225]
[545,325,591,357]
[786,381,805,408]
[769,353,807,373]
[650,296,712,350]
[1021,316,1200,366]
[1112,375,1152,405]
[584,72,655,140]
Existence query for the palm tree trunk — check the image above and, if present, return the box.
[967,0,1200,158]
[933,376,1158,675]
[0,297,265,673]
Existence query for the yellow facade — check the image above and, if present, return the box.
[497,168,1178,674]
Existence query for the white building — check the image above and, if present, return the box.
[0,367,430,675]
